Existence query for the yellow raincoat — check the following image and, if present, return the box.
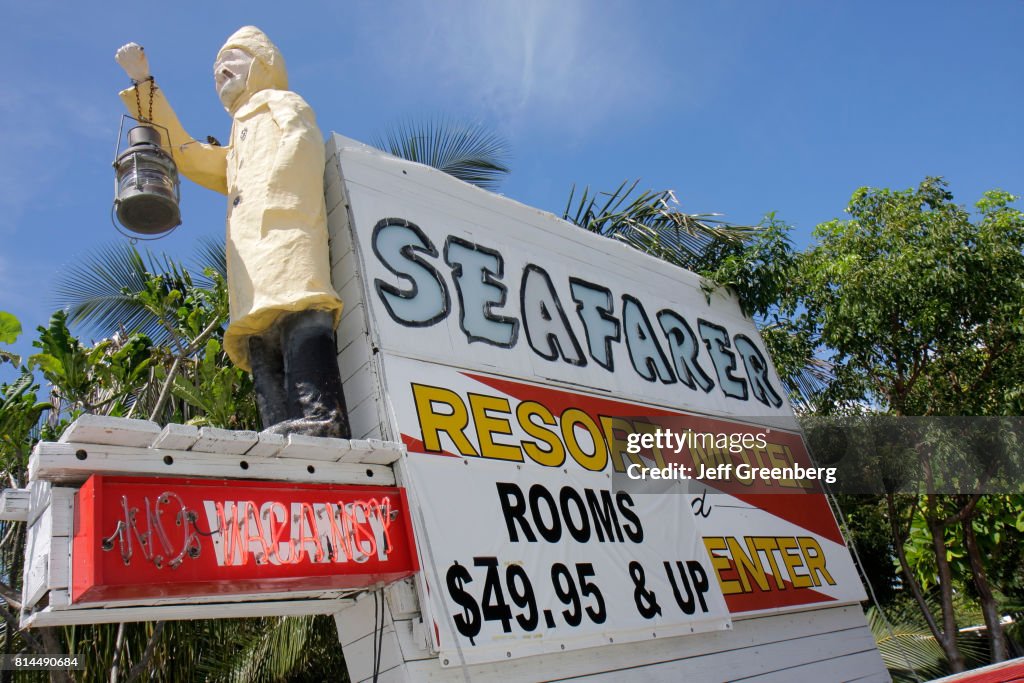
[119,26,342,371]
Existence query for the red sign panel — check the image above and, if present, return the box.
[72,476,419,603]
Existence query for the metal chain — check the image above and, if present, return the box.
[133,82,142,121]
[132,77,156,122]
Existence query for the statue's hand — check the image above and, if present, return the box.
[115,42,151,82]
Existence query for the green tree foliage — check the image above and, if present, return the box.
[29,311,153,418]
[0,315,50,476]
[693,212,831,409]
[52,239,226,347]
[798,178,1024,416]
[902,496,1024,594]
[782,179,1024,671]
[834,495,900,605]
[48,243,256,429]
[0,311,23,367]
[684,177,1024,674]
[57,615,345,683]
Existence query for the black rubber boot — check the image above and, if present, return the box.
[248,332,289,430]
[266,310,351,439]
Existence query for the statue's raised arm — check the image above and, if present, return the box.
[115,42,228,194]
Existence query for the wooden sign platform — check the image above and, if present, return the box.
[3,414,406,628]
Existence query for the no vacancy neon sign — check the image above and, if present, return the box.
[72,476,419,603]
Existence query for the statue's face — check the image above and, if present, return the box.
[214,48,253,110]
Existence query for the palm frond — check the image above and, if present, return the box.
[867,593,993,682]
[373,117,510,190]
[192,235,227,282]
[52,242,157,340]
[51,242,219,344]
[785,356,835,413]
[196,615,344,683]
[868,604,948,681]
[563,181,757,270]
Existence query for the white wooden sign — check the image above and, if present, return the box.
[324,134,882,681]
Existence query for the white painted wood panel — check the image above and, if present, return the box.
[360,606,884,683]
[338,358,374,408]
[336,274,365,322]
[22,505,52,609]
[48,590,70,608]
[59,415,162,448]
[348,394,384,440]
[362,439,402,465]
[338,304,371,353]
[331,244,357,285]
[344,622,405,683]
[335,591,436,683]
[190,427,259,454]
[278,433,353,461]
[340,357,373,389]
[30,441,396,487]
[151,423,201,451]
[728,650,890,683]
[327,141,390,446]
[245,432,286,457]
[331,564,884,683]
[24,597,356,628]
[19,485,75,625]
[64,588,361,611]
[325,153,347,216]
[27,480,52,526]
[48,536,70,591]
[572,628,880,682]
[48,487,74,536]
[393,619,433,663]
[340,362,380,410]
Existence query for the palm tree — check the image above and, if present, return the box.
[52,238,225,346]
[48,239,246,428]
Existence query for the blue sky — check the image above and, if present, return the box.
[1,1,1021,366]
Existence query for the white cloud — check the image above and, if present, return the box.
[351,0,664,137]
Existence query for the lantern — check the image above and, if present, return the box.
[112,117,181,236]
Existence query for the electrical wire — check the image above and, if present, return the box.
[371,587,388,683]
[372,590,380,683]
[376,588,386,680]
